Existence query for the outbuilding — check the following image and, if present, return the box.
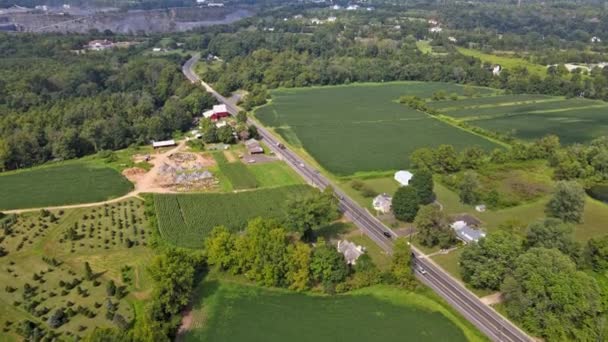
[245,139,264,154]
[337,240,365,265]
[152,139,176,148]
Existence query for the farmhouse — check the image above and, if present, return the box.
[152,139,176,148]
[337,240,365,265]
[372,193,392,214]
[429,26,442,33]
[450,220,486,244]
[492,65,502,76]
[203,104,231,121]
[394,170,413,186]
[245,139,264,154]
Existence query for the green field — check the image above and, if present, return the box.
[0,163,133,210]
[256,83,500,175]
[213,153,258,190]
[457,48,547,77]
[247,162,304,187]
[428,94,608,144]
[154,185,314,248]
[182,281,486,342]
[0,199,154,341]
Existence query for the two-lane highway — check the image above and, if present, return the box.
[182,54,532,342]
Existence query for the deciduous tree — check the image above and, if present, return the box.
[546,180,586,223]
[414,205,456,248]
[392,186,419,222]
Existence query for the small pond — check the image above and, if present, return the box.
[587,184,608,203]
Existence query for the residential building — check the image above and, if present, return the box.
[372,193,392,214]
[337,240,365,265]
[450,220,486,244]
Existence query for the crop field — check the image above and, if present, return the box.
[213,153,258,190]
[182,281,485,342]
[0,162,133,210]
[427,94,608,144]
[247,162,303,187]
[154,185,314,248]
[0,199,154,341]
[256,83,500,175]
[469,105,608,143]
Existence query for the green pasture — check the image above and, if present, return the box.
[154,185,314,248]
[0,199,154,341]
[182,281,486,342]
[457,48,547,77]
[256,82,500,175]
[0,162,133,210]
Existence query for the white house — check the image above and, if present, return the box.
[346,4,359,10]
[394,170,413,186]
[207,2,224,7]
[475,204,487,212]
[450,220,486,244]
[429,26,443,33]
[337,240,365,265]
[372,193,392,214]
[428,19,439,26]
[327,16,337,22]
[87,39,114,51]
[448,36,457,43]
[492,65,502,76]
[591,36,602,43]
[332,4,341,10]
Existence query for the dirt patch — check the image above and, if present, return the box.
[241,153,278,164]
[132,289,153,300]
[481,292,504,305]
[132,153,151,163]
[122,167,147,183]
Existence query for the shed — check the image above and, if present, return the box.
[394,170,413,186]
[152,140,176,148]
[245,139,264,154]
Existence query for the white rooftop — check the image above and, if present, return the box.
[394,170,413,186]
[213,104,228,113]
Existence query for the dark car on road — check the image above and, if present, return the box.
[383,231,392,238]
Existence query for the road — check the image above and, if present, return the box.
[183,54,532,342]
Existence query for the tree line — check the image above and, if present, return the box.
[0,34,216,171]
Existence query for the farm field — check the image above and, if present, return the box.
[181,281,486,342]
[427,94,608,143]
[154,184,314,248]
[212,152,258,190]
[0,199,154,341]
[256,82,501,175]
[247,162,303,187]
[0,162,133,211]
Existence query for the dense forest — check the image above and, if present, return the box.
[184,3,608,101]
[0,34,216,170]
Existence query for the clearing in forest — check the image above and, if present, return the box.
[255,82,500,176]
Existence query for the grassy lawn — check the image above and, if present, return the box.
[436,181,608,242]
[154,185,315,248]
[247,161,304,187]
[457,48,547,77]
[0,199,154,340]
[181,280,486,342]
[212,152,258,190]
[0,162,133,210]
[416,40,433,54]
[255,82,500,176]
[340,176,400,211]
